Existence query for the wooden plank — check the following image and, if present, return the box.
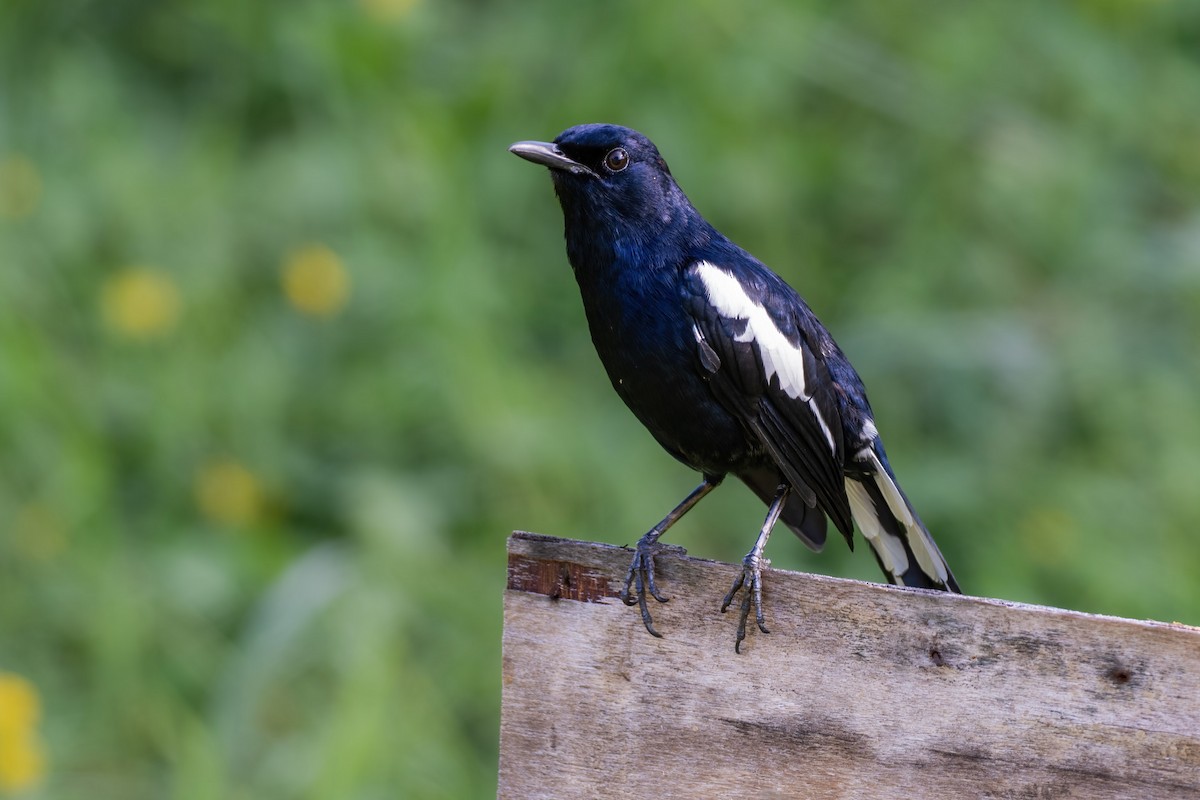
[498,532,1200,800]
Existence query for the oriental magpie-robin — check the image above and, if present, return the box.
[511,124,959,651]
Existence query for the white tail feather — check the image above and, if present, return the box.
[865,450,913,528]
[846,469,950,587]
[906,519,949,585]
[845,478,909,582]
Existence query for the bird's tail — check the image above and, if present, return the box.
[844,450,959,592]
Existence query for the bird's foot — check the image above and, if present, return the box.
[720,554,770,653]
[620,535,679,638]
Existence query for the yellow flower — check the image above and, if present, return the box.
[0,673,47,793]
[359,0,420,23]
[282,244,350,318]
[0,676,38,733]
[0,740,43,794]
[0,156,41,220]
[100,268,182,340]
[195,459,266,528]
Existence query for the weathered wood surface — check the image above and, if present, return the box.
[498,531,1200,800]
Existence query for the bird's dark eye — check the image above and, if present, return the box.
[604,147,629,172]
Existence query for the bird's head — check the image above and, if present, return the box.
[510,124,696,247]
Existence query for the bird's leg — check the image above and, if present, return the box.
[621,474,724,637]
[721,483,790,653]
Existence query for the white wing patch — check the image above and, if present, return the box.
[811,405,836,454]
[696,262,810,401]
[696,262,836,453]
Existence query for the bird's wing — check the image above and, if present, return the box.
[684,260,854,539]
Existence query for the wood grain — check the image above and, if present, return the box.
[498,532,1200,800]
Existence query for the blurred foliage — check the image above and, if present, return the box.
[1,0,1199,797]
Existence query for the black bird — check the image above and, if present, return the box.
[510,124,959,651]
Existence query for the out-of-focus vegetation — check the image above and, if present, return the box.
[1,1,1199,797]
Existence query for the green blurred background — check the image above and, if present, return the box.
[2,0,1199,797]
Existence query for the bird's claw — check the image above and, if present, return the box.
[720,555,770,653]
[620,538,672,637]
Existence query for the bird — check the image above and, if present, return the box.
[510,123,960,652]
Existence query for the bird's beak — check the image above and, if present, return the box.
[509,140,598,177]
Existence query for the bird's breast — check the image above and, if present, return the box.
[575,267,760,473]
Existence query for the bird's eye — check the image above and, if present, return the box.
[604,147,629,172]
